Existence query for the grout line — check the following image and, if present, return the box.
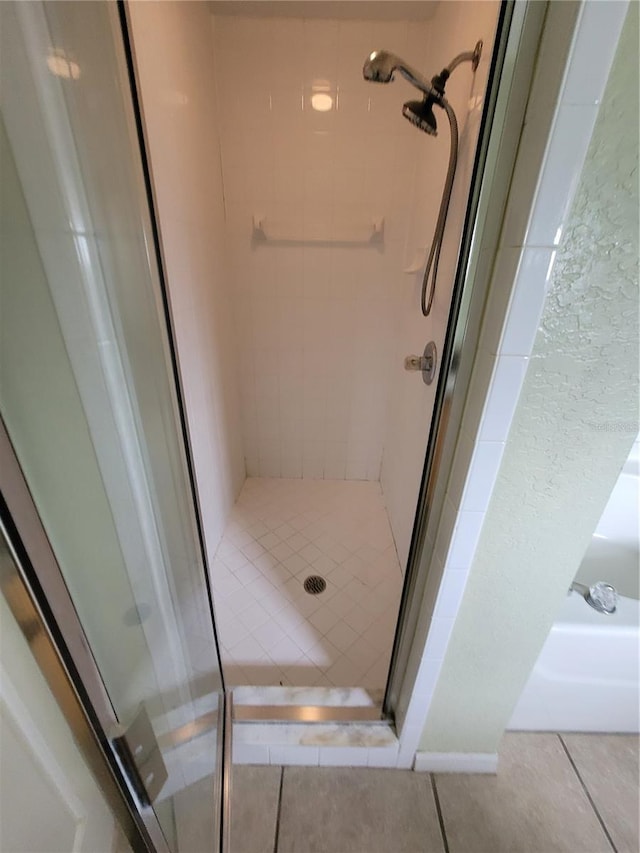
[273,765,284,853]
[213,479,402,689]
[430,773,450,853]
[557,734,618,853]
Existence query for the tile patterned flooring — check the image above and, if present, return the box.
[212,478,403,688]
[229,733,640,853]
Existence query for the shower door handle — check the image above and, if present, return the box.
[111,703,168,806]
[404,341,437,385]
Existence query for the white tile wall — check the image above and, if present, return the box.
[477,355,529,442]
[380,1,502,569]
[212,14,429,482]
[318,746,370,767]
[270,745,320,766]
[499,249,555,357]
[232,721,400,767]
[433,568,469,619]
[525,103,600,247]
[460,441,505,513]
[367,745,400,768]
[129,2,245,561]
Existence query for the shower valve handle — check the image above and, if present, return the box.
[404,354,430,370]
[404,341,437,385]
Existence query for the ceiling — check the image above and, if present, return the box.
[208,2,439,22]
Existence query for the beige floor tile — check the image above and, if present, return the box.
[277,766,445,853]
[435,733,613,853]
[562,733,639,853]
[230,765,281,853]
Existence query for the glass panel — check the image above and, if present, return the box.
[0,529,132,853]
[0,2,223,849]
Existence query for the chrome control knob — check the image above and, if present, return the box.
[404,341,437,385]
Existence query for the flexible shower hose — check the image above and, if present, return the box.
[421,98,459,316]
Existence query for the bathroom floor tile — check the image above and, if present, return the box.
[277,767,444,853]
[227,734,637,852]
[435,733,613,853]
[561,733,639,853]
[213,478,402,689]
[229,765,281,853]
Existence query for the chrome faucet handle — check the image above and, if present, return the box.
[586,581,618,614]
[404,341,437,385]
[570,580,618,614]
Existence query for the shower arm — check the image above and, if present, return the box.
[402,43,482,90]
[446,43,482,75]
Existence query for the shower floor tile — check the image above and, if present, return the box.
[212,478,403,689]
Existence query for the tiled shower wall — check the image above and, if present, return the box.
[129,1,245,560]
[212,15,432,482]
[380,1,500,567]
[211,4,499,568]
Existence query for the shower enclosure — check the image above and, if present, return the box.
[126,0,501,696]
[1,1,506,843]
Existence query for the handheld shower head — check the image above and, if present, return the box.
[362,41,482,318]
[363,49,396,83]
[402,97,438,136]
[363,50,436,97]
[362,41,483,121]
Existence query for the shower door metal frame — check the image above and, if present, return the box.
[384,0,551,723]
[1,344,232,853]
[0,419,171,852]
[1,414,233,850]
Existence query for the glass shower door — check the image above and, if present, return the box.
[0,2,225,850]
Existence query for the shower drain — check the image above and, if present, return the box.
[303,575,327,595]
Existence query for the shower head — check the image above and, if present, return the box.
[363,50,436,97]
[402,97,438,136]
[363,41,483,134]
[363,41,482,318]
[362,49,396,83]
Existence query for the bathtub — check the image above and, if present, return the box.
[508,590,639,733]
[509,440,639,733]
[574,440,639,600]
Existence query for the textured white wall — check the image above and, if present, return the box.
[420,0,638,755]
[129,1,245,560]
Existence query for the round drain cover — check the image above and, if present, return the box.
[303,575,326,595]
